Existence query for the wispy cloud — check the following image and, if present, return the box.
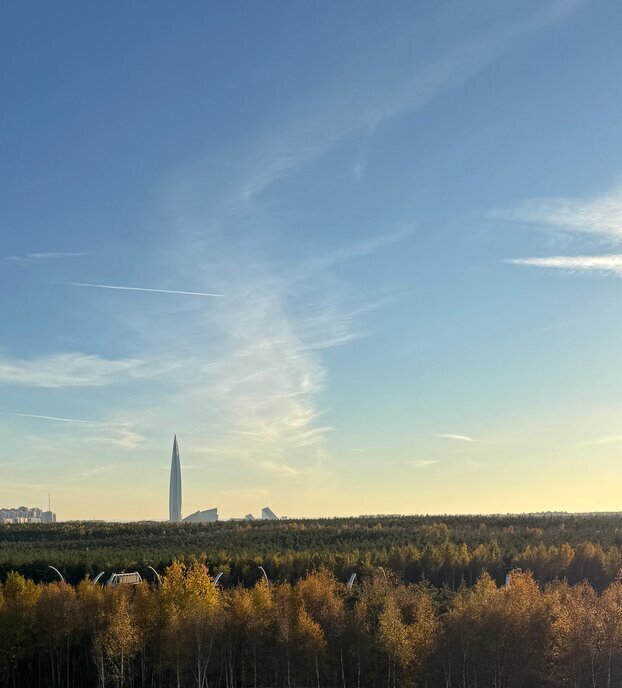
[9,412,145,448]
[436,433,476,443]
[147,2,584,482]
[160,5,591,481]
[60,282,224,297]
[291,228,413,282]
[106,0,580,477]
[169,1,585,216]
[258,461,299,477]
[499,182,622,277]
[2,2,588,517]
[0,352,145,387]
[79,426,145,449]
[508,254,622,276]
[5,251,86,264]
[126,235,394,477]
[53,233,391,479]
[495,183,622,243]
[235,2,584,204]
[410,459,440,469]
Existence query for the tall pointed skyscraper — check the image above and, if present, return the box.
[169,435,182,522]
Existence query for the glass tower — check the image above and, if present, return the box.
[169,435,182,522]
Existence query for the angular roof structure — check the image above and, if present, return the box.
[261,506,278,520]
[183,508,218,523]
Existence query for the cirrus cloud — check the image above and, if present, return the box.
[500,182,622,277]
[436,433,476,443]
[494,182,622,243]
[0,352,146,387]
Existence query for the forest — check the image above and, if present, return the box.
[2,514,622,589]
[2,515,622,686]
[2,562,622,688]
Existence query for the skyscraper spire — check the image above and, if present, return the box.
[169,434,182,522]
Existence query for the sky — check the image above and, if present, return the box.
[1,0,621,520]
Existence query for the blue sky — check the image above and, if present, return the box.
[2,0,621,519]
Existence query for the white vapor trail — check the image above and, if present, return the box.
[59,282,224,297]
[11,413,101,424]
[508,255,622,274]
[6,252,87,263]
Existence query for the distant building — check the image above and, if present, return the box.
[245,513,255,521]
[183,508,218,523]
[0,506,56,524]
[261,506,278,521]
[169,435,182,522]
[168,435,220,523]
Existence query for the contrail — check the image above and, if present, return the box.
[11,413,100,424]
[6,251,87,263]
[59,282,224,297]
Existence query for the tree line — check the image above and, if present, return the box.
[3,515,622,590]
[2,562,622,688]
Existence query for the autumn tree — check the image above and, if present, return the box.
[0,572,40,683]
[160,560,222,688]
[94,587,141,688]
[297,570,346,686]
[35,581,77,688]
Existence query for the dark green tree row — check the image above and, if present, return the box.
[2,563,622,688]
[2,515,622,589]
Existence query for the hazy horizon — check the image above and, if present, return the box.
[2,1,621,520]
